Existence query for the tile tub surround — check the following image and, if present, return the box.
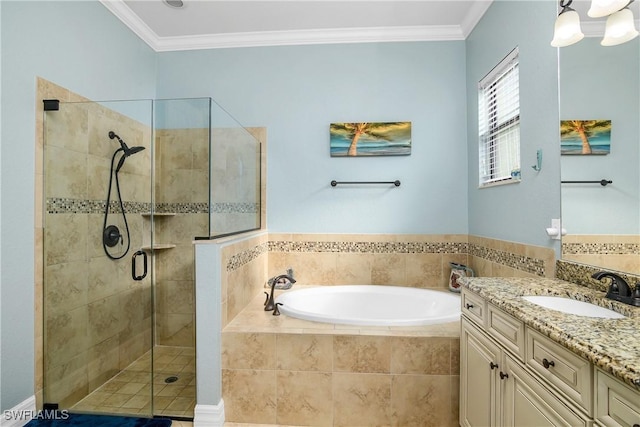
[221,288,460,426]
[468,234,556,278]
[220,233,555,329]
[459,276,640,390]
[265,233,555,290]
[562,234,640,276]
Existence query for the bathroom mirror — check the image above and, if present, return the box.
[559,2,640,275]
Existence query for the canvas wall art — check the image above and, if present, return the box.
[330,122,412,157]
[560,120,611,155]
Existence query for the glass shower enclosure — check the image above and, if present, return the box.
[42,97,261,418]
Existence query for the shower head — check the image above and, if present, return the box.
[109,131,146,172]
[109,130,145,156]
[126,146,146,156]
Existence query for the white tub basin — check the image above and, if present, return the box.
[522,296,625,319]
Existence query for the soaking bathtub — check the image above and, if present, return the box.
[275,285,460,326]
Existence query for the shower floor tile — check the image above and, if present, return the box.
[72,345,195,419]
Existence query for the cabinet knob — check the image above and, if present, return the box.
[465,303,474,309]
[500,371,509,380]
[542,358,555,369]
[489,362,499,370]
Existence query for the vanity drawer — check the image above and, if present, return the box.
[526,327,593,415]
[595,368,640,427]
[487,304,525,361]
[461,289,486,326]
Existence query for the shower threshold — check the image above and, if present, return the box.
[72,345,195,418]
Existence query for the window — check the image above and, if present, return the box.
[478,47,520,187]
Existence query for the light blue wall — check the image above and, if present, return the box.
[156,42,469,234]
[0,0,564,412]
[466,0,561,251]
[560,37,640,234]
[0,0,156,410]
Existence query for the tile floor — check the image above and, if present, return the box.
[73,345,195,418]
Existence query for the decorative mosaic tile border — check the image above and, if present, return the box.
[211,202,259,214]
[46,198,152,214]
[562,242,640,255]
[48,198,258,215]
[155,202,208,214]
[226,239,546,276]
[226,242,269,271]
[556,259,640,292]
[469,243,545,276]
[267,240,468,254]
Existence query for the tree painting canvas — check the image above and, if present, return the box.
[560,120,611,155]
[330,122,412,157]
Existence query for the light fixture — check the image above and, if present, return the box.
[551,0,585,47]
[601,6,639,45]
[163,0,184,8]
[588,0,630,18]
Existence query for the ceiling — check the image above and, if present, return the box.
[99,0,495,51]
[99,0,639,52]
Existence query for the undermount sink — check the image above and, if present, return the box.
[521,296,625,319]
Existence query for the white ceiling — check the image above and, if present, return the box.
[99,0,495,51]
[99,0,640,52]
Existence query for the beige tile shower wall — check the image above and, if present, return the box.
[562,234,640,275]
[468,235,556,278]
[210,127,264,236]
[154,129,209,347]
[267,234,469,288]
[38,78,153,408]
[247,127,267,233]
[220,233,269,328]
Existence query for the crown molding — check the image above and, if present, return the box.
[100,0,159,49]
[153,25,465,52]
[460,0,494,38]
[100,0,484,52]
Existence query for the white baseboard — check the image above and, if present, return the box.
[1,395,36,427]
[193,400,225,427]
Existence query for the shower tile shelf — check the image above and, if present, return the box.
[140,212,176,251]
[141,212,176,217]
[140,243,176,251]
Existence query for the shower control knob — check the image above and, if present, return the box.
[103,225,122,247]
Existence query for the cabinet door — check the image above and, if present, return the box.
[503,355,591,427]
[461,317,502,427]
[595,368,640,427]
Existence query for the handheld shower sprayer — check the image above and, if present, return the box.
[102,131,146,260]
[109,131,146,172]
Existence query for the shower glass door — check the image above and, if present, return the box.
[43,99,155,417]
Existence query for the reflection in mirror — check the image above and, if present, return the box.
[560,31,640,275]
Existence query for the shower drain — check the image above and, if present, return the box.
[164,376,179,384]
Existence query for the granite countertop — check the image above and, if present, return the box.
[459,276,640,391]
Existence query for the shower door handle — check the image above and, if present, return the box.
[132,250,148,281]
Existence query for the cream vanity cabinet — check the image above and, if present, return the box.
[595,368,640,427]
[460,288,593,426]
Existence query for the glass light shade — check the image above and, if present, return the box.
[601,8,639,46]
[551,9,585,47]
[588,0,630,18]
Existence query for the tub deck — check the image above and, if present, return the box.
[223,285,461,337]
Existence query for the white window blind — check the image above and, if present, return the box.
[478,47,520,187]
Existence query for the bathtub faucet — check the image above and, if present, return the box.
[264,274,296,312]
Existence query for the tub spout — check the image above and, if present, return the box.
[265,274,296,312]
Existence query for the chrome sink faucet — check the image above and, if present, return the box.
[264,274,296,312]
[592,271,640,307]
